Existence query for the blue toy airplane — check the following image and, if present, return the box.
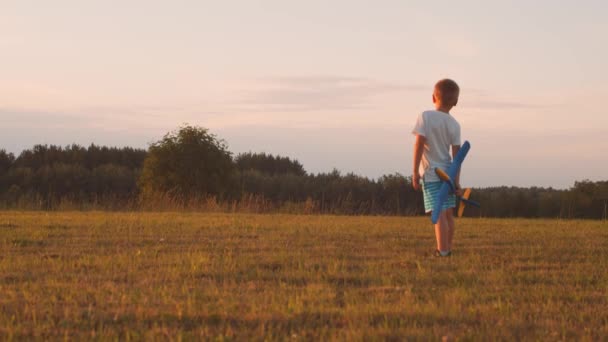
[431,140,480,224]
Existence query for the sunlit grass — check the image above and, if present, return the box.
[0,212,606,340]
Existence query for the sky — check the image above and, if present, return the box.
[1,0,607,188]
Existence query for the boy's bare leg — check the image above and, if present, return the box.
[434,210,449,252]
[446,208,456,251]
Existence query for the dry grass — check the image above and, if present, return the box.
[0,212,606,340]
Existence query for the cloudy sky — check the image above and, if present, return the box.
[1,1,607,188]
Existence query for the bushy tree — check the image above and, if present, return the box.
[139,125,235,198]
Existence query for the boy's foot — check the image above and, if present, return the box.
[434,250,452,257]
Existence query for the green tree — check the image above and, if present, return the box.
[139,125,234,198]
[0,149,14,174]
[235,152,306,176]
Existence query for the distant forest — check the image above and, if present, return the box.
[1,126,606,219]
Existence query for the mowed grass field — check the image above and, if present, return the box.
[0,212,606,340]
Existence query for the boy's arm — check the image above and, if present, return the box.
[452,145,462,193]
[412,134,426,191]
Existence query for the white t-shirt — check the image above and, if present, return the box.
[412,110,461,182]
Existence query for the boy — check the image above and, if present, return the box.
[412,79,462,257]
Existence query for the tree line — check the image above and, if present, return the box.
[0,125,606,219]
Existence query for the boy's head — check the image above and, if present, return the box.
[433,79,460,109]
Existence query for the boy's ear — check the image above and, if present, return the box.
[454,98,458,106]
[432,94,437,104]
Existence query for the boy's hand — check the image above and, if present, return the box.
[412,173,421,191]
[455,184,464,196]
[412,135,425,192]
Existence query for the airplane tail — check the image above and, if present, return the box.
[458,188,472,217]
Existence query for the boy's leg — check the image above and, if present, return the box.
[446,208,456,251]
[434,210,449,252]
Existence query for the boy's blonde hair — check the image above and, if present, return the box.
[434,79,460,106]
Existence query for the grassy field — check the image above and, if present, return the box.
[0,212,606,340]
